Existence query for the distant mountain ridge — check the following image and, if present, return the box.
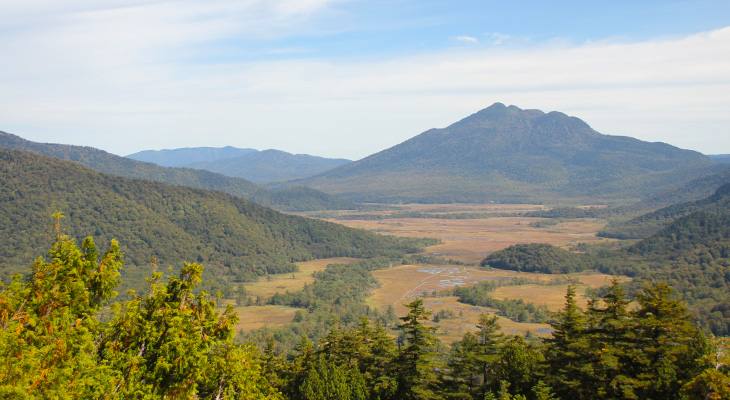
[292,103,717,204]
[0,131,356,212]
[182,149,351,183]
[709,154,730,163]
[126,146,258,167]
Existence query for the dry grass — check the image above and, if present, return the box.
[240,257,359,298]
[318,204,615,264]
[419,296,554,344]
[232,305,300,332]
[367,263,626,343]
[242,204,625,338]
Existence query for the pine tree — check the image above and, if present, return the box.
[395,298,441,400]
[630,283,708,399]
[585,279,636,399]
[544,284,591,400]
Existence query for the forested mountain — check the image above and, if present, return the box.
[183,149,351,183]
[127,146,258,167]
[628,165,730,211]
[291,103,717,204]
[0,147,426,287]
[709,154,730,163]
[0,131,356,211]
[600,180,730,239]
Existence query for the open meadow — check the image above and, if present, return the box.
[314,204,614,264]
[238,204,625,339]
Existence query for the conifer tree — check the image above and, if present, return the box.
[0,213,122,398]
[544,284,591,400]
[630,283,707,399]
[395,298,441,400]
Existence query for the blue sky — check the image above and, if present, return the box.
[1,0,729,159]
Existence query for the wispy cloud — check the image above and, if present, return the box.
[490,32,511,45]
[456,35,478,44]
[0,1,728,159]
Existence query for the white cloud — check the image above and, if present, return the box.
[490,32,511,45]
[456,35,478,44]
[0,2,728,159]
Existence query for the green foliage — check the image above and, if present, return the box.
[600,182,730,239]
[100,261,280,398]
[395,298,441,400]
[481,243,593,274]
[0,131,357,212]
[450,280,550,323]
[0,225,122,398]
[0,148,428,293]
[0,229,282,399]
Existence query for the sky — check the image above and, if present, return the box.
[1,0,729,160]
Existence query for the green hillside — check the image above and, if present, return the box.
[183,149,350,183]
[0,148,428,287]
[0,131,356,212]
[628,165,730,212]
[293,103,716,204]
[483,184,730,334]
[600,180,730,239]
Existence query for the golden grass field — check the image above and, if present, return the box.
[240,257,359,298]
[318,205,614,264]
[237,204,625,338]
[234,257,359,331]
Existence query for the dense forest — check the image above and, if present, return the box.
[2,231,728,399]
[0,148,431,295]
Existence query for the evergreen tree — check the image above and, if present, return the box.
[584,279,636,399]
[395,298,441,400]
[630,283,708,399]
[0,214,122,398]
[544,284,591,400]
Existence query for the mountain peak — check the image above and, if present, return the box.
[296,104,716,203]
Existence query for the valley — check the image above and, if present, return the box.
[235,203,624,341]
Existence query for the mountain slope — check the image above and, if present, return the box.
[0,148,424,285]
[0,131,356,211]
[184,149,351,183]
[126,146,258,167]
[600,180,730,239]
[293,103,716,204]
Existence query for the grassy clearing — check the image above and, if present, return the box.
[242,204,626,339]
[232,305,300,332]
[420,296,553,344]
[240,257,359,298]
[368,263,625,343]
[317,204,615,264]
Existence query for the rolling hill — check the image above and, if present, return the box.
[291,103,717,204]
[0,147,427,288]
[182,149,351,183]
[126,146,258,167]
[0,131,356,211]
